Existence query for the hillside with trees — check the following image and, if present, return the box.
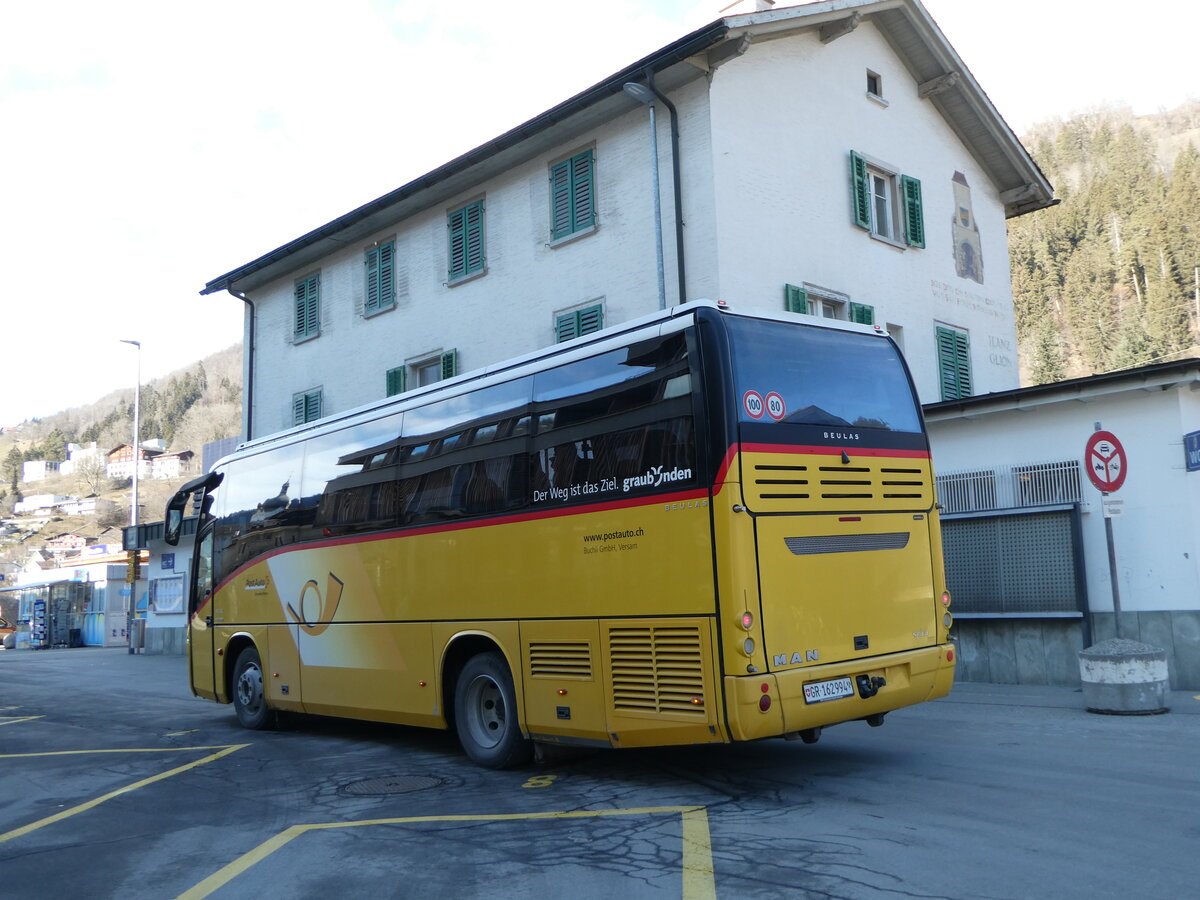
[1010,103,1200,383]
[0,345,241,544]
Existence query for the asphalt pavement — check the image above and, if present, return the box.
[2,647,1197,899]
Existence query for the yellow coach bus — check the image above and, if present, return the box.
[166,300,955,767]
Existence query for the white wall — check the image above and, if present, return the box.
[929,384,1200,615]
[707,21,1018,404]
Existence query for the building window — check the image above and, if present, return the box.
[936,326,972,400]
[293,273,320,341]
[365,241,395,315]
[783,284,872,324]
[448,200,485,282]
[555,304,603,342]
[292,388,323,425]
[404,350,459,390]
[550,150,596,240]
[850,152,924,248]
[866,70,882,98]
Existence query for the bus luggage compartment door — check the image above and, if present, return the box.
[756,514,937,671]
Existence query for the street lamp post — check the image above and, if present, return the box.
[622,82,667,310]
[120,339,140,653]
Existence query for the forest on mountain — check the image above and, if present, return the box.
[1010,103,1200,383]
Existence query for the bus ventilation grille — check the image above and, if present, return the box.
[528,642,593,679]
[784,532,910,555]
[609,626,706,716]
[750,462,930,508]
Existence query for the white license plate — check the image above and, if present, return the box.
[803,676,855,704]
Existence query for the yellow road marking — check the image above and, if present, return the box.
[0,716,44,726]
[0,744,244,760]
[179,805,715,900]
[0,744,249,844]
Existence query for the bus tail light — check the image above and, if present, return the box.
[943,611,953,629]
[759,694,771,712]
[941,591,952,607]
[740,611,753,629]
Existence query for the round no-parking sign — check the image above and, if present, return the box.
[1084,430,1127,493]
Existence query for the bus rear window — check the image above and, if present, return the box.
[727,317,921,433]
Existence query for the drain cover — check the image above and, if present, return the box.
[342,775,443,795]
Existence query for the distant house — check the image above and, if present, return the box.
[59,442,104,478]
[14,494,72,514]
[106,443,194,480]
[149,450,195,479]
[21,460,60,483]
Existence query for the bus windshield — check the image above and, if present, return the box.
[726,317,922,433]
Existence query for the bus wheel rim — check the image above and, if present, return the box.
[237,662,263,712]
[465,674,505,749]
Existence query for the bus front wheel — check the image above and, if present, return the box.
[232,646,273,730]
[454,652,532,768]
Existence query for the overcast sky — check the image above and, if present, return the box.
[2,0,1195,426]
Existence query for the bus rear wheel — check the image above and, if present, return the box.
[454,651,531,768]
[232,646,273,730]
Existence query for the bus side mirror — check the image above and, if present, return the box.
[164,492,187,546]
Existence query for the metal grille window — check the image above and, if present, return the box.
[937,469,996,514]
[1015,460,1082,507]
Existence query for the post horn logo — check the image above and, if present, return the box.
[286,573,344,636]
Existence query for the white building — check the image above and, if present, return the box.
[21,460,60,483]
[926,360,1200,689]
[201,0,1052,440]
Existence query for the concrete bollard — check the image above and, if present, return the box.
[1078,638,1169,715]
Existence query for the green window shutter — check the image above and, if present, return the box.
[365,242,395,313]
[850,151,871,230]
[556,311,578,343]
[448,202,485,280]
[901,175,925,248]
[386,366,406,397]
[849,302,875,325]
[441,349,458,380]
[556,305,603,342]
[784,284,809,314]
[293,389,322,425]
[577,304,602,335]
[936,327,972,400]
[550,150,596,239]
[294,275,319,339]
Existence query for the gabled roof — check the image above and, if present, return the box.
[202,0,1053,298]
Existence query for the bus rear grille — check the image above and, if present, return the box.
[609,625,706,716]
[749,462,930,507]
[529,642,593,679]
[784,532,910,555]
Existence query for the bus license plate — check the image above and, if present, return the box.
[803,676,854,704]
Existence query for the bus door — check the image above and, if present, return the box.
[165,471,223,700]
[188,526,217,700]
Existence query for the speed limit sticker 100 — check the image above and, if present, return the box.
[743,390,765,419]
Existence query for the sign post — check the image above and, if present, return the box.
[1084,428,1128,637]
